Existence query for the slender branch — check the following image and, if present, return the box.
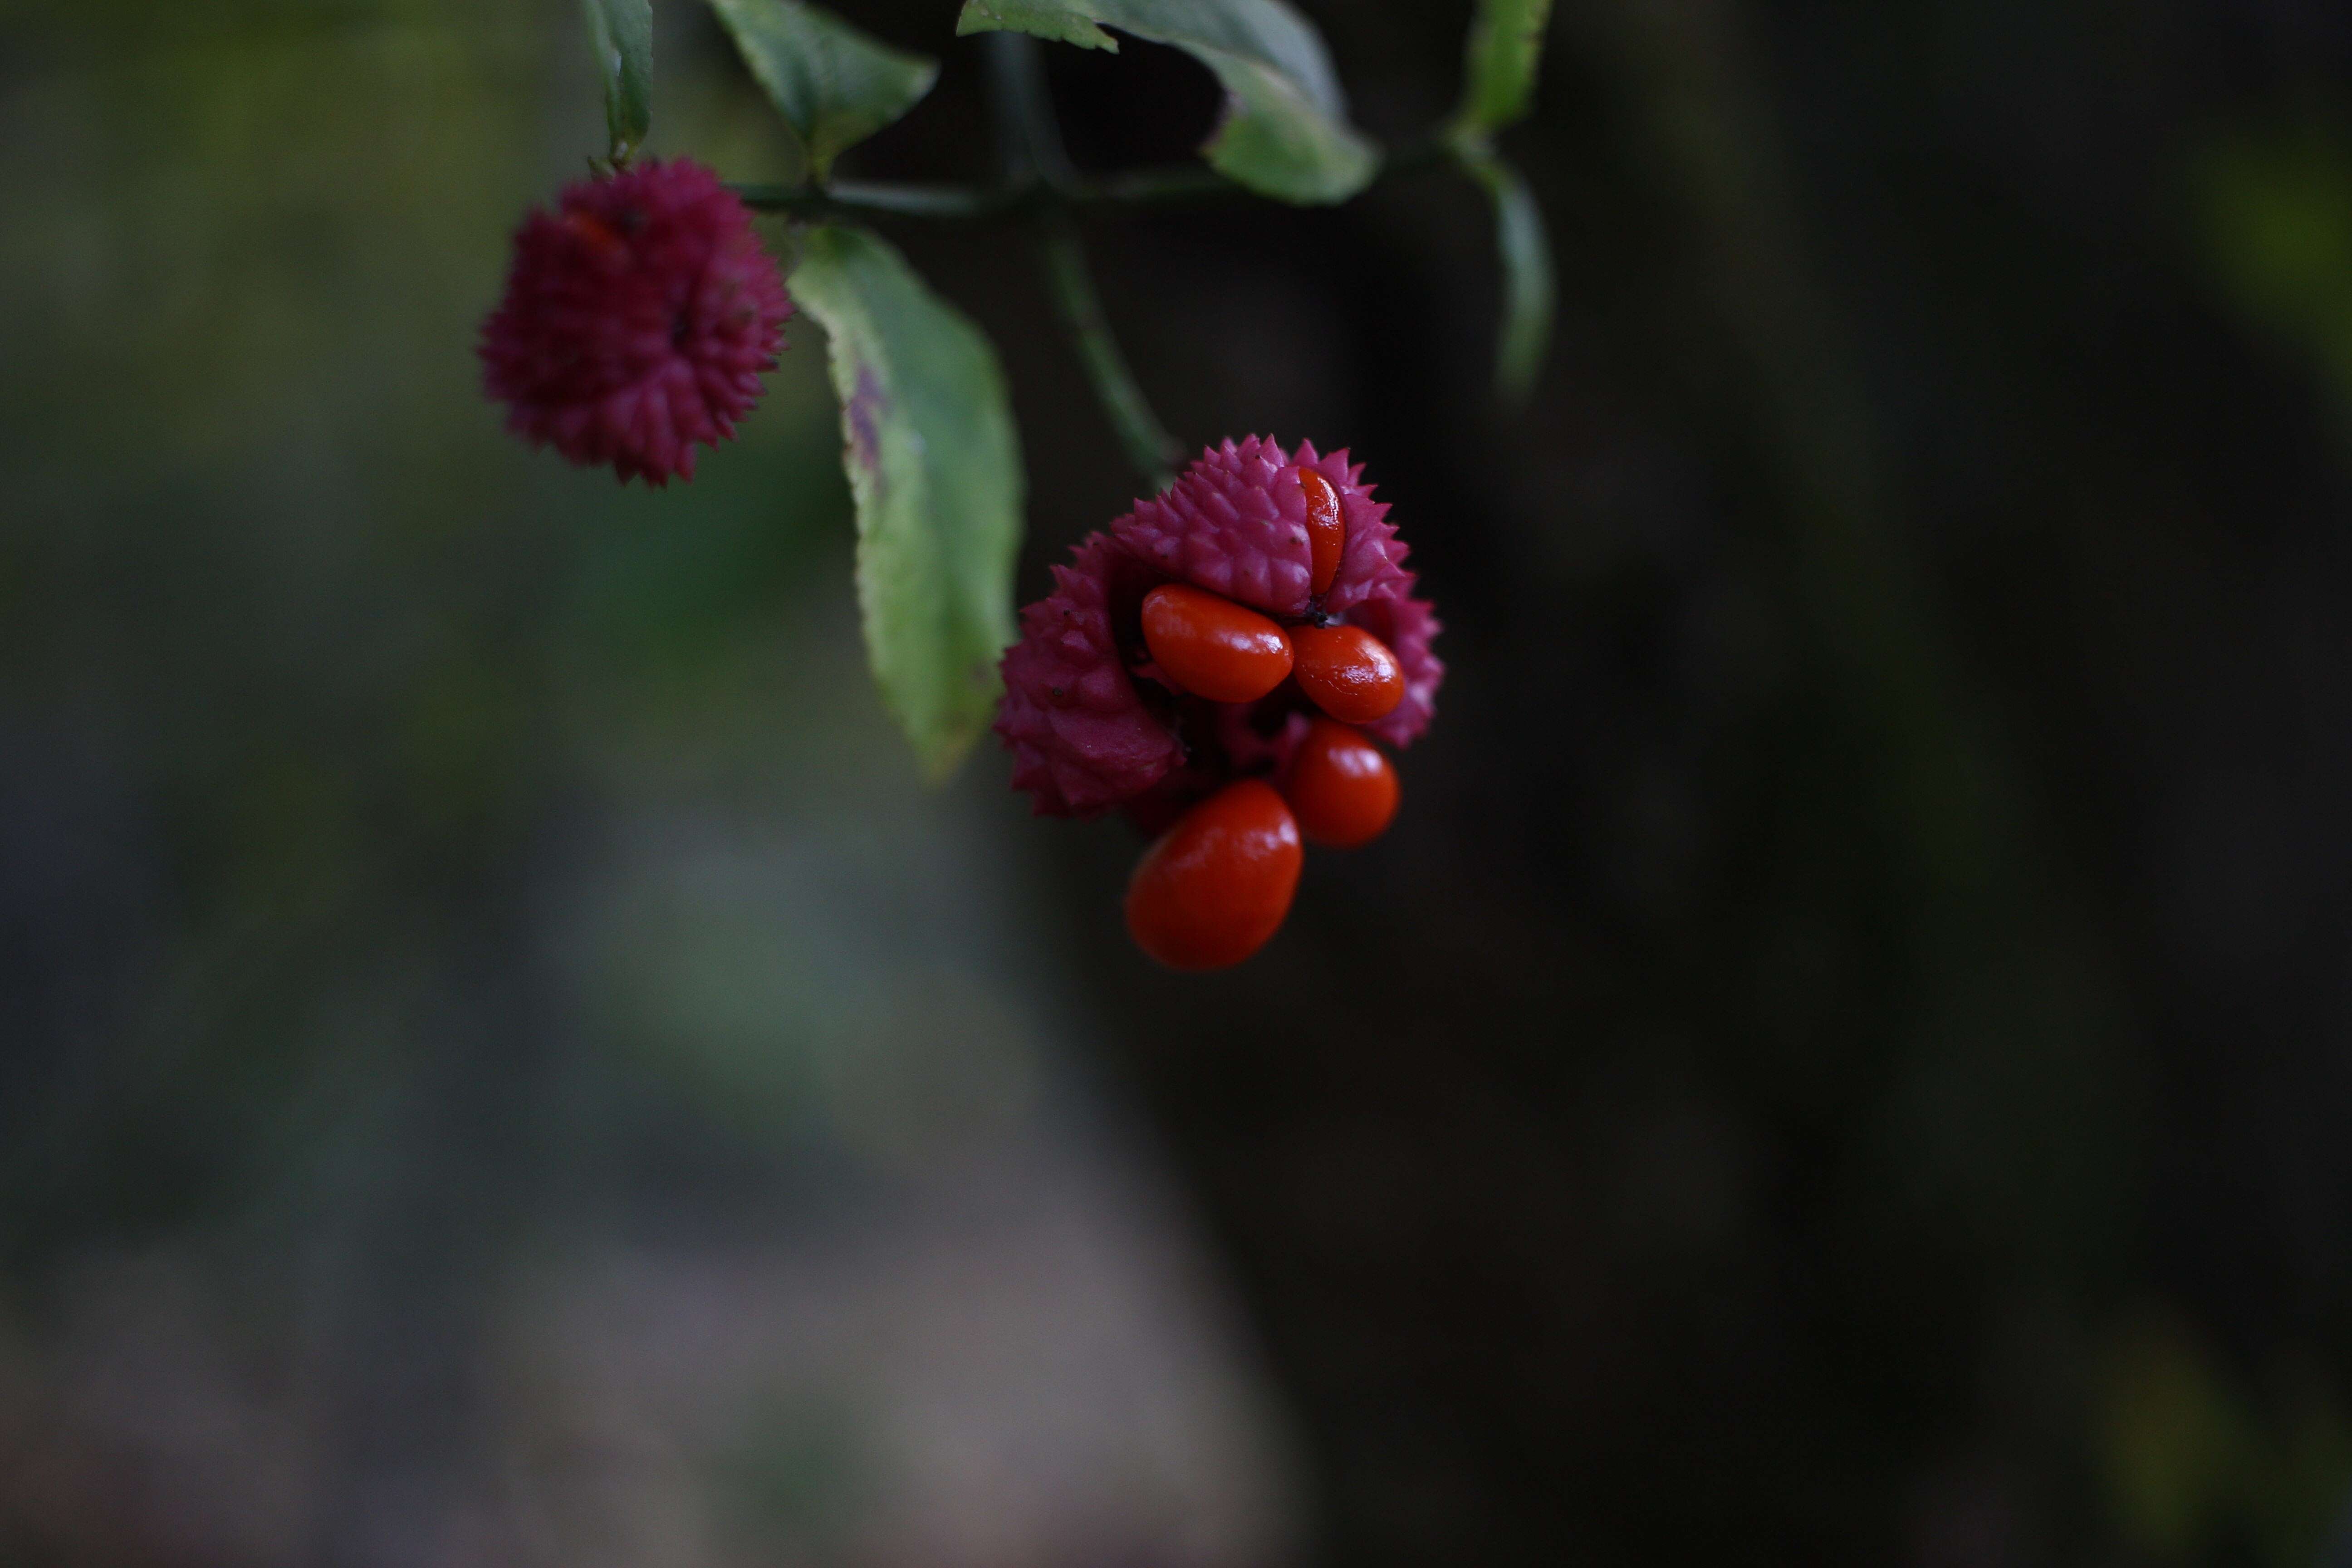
[730,139,1452,220]
[987,28,1073,188]
[982,33,1183,492]
[1035,211,1182,489]
[731,180,1009,219]
[733,167,1261,219]
[1077,165,1237,206]
[728,56,1461,489]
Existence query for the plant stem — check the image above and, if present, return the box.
[1035,211,1181,489]
[731,140,1450,220]
[982,33,1182,492]
[732,180,1009,219]
[987,28,1073,188]
[729,55,1461,489]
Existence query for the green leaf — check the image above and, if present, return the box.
[582,0,653,162]
[956,0,1378,204]
[2188,127,2352,424]
[789,225,1023,778]
[705,0,940,183]
[1460,147,1554,404]
[956,0,1117,49]
[1453,0,1553,137]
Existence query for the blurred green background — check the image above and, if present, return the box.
[8,1,2352,1564]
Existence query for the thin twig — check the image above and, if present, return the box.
[730,138,1451,220]
[985,33,1183,491]
[1035,211,1182,488]
[731,180,1011,219]
[988,28,1073,188]
[732,168,1259,219]
[1076,165,1237,206]
[728,55,1458,490]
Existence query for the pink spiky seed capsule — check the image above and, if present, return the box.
[479,158,791,486]
[996,437,1442,826]
[998,438,1443,968]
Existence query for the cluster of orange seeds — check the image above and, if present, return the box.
[1122,470,1410,970]
[997,439,1442,972]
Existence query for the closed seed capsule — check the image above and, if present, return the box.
[1124,779,1304,970]
[1290,622,1405,724]
[1140,583,1294,703]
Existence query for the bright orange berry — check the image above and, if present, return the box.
[1124,779,1304,970]
[1140,583,1294,703]
[1290,622,1404,724]
[1282,718,1400,848]
[1298,467,1344,596]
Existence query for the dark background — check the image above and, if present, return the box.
[7,0,2352,1563]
